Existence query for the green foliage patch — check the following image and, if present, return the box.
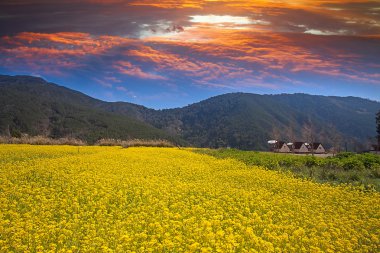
[195,149,380,191]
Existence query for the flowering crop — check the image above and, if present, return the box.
[0,145,379,252]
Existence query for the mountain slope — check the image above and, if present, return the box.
[0,75,180,144]
[1,75,379,150]
[131,93,378,150]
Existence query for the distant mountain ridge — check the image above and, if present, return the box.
[138,93,379,150]
[0,74,379,150]
[0,75,179,144]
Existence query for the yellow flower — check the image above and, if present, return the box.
[0,145,378,252]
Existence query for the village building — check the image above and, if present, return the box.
[269,140,326,154]
[274,141,291,153]
[311,143,326,154]
[293,142,310,153]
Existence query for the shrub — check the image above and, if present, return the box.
[278,159,292,167]
[0,135,86,146]
[358,153,380,169]
[335,152,355,159]
[122,139,175,148]
[95,138,176,148]
[323,160,342,170]
[10,128,22,138]
[342,159,365,171]
[305,156,319,167]
[370,164,380,178]
[348,173,361,182]
[95,138,125,146]
[328,172,338,181]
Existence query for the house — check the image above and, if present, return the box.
[274,141,291,153]
[293,142,310,153]
[311,143,326,154]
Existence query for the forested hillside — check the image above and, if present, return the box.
[1,75,379,150]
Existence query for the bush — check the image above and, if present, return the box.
[328,172,338,181]
[370,165,380,178]
[95,138,125,146]
[305,157,318,167]
[348,173,361,182]
[342,159,365,171]
[10,128,22,138]
[335,152,355,159]
[266,160,280,169]
[0,135,86,146]
[122,139,175,148]
[358,153,380,169]
[278,159,293,167]
[95,138,176,148]
[323,160,342,170]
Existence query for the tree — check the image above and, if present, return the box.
[302,119,315,155]
[271,127,281,151]
[329,124,342,155]
[271,127,281,141]
[286,122,296,153]
[377,110,380,151]
[5,124,11,137]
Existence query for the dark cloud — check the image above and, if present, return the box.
[0,2,191,37]
[321,1,380,10]
[1,1,379,37]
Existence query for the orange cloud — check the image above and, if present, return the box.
[143,27,340,74]
[126,0,373,10]
[1,27,379,88]
[2,32,133,55]
[0,32,134,75]
[128,0,204,9]
[125,44,254,85]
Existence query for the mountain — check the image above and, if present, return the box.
[131,93,379,150]
[1,74,379,150]
[0,75,180,144]
[94,92,379,150]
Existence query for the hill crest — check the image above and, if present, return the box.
[0,74,379,150]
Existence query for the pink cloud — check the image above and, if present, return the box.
[114,61,167,80]
[1,29,379,89]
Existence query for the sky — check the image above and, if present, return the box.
[0,1,379,109]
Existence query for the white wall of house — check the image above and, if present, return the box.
[295,144,309,153]
[278,144,291,153]
[314,145,326,154]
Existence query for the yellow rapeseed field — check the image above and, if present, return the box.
[0,145,379,252]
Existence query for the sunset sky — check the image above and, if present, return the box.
[0,0,379,108]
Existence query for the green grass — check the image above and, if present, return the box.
[195,149,380,191]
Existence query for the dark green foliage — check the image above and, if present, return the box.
[371,165,380,178]
[342,159,365,171]
[335,152,356,159]
[195,148,380,191]
[10,127,21,138]
[305,156,319,167]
